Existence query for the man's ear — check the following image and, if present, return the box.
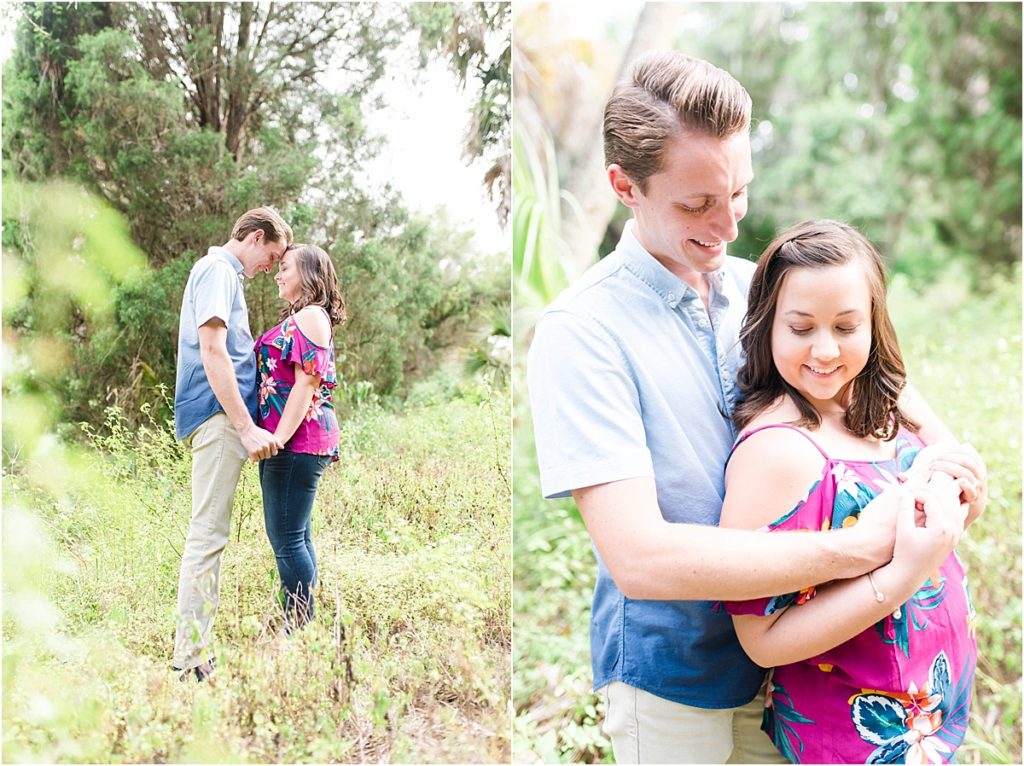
[608,164,641,209]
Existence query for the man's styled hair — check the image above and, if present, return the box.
[733,219,916,441]
[282,244,347,327]
[231,206,294,246]
[603,51,752,192]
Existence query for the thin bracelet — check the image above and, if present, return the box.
[867,570,885,603]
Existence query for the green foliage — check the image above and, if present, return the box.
[682,3,1022,281]
[3,3,510,428]
[3,391,511,763]
[331,218,443,396]
[2,178,147,460]
[513,270,1022,764]
[513,123,570,312]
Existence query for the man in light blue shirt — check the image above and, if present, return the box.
[172,206,292,681]
[528,52,979,763]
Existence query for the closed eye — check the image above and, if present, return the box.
[679,200,713,214]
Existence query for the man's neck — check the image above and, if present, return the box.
[221,239,242,258]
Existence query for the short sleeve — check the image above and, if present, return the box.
[280,320,336,387]
[191,259,238,327]
[527,309,653,499]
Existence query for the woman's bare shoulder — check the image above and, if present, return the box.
[723,398,826,530]
[293,305,331,347]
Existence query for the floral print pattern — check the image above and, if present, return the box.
[850,650,975,764]
[725,425,977,763]
[254,312,339,460]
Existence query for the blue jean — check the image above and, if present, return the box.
[259,450,331,626]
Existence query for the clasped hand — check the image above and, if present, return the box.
[854,440,981,588]
[900,440,987,526]
[241,426,285,462]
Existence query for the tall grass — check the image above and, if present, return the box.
[512,268,1022,764]
[3,375,511,764]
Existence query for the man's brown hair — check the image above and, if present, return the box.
[604,52,752,192]
[231,206,294,246]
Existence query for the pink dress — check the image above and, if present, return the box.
[724,424,976,764]
[254,309,340,460]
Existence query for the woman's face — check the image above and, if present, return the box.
[770,262,873,412]
[275,250,303,303]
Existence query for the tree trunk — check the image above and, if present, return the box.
[560,3,683,277]
[225,2,254,161]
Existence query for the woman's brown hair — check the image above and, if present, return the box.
[733,219,915,440]
[281,244,347,326]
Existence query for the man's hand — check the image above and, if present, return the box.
[902,441,987,526]
[239,424,282,462]
[845,486,902,568]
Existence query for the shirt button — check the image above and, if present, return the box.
[667,293,676,303]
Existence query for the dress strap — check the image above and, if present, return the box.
[733,423,830,460]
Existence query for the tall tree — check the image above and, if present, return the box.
[3,2,505,424]
[4,2,405,265]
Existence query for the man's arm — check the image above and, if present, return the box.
[198,319,280,461]
[899,382,955,444]
[900,382,987,525]
[732,482,965,667]
[573,476,899,602]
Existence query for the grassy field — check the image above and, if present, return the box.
[3,376,511,763]
[512,269,1022,764]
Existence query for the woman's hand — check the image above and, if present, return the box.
[902,441,987,527]
[882,481,966,592]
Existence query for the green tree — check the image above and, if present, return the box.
[4,2,507,425]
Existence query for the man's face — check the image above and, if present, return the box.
[240,231,287,278]
[613,130,753,286]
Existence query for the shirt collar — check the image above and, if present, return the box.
[208,245,244,277]
[618,219,725,309]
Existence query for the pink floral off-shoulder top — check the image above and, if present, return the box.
[254,309,339,460]
[722,424,976,764]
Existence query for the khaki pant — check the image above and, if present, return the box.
[173,413,246,670]
[602,680,787,764]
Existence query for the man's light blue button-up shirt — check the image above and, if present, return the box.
[527,220,764,708]
[174,246,258,441]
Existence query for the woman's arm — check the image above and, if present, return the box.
[273,370,320,445]
[733,484,963,667]
[272,307,331,445]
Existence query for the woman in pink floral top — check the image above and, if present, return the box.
[255,243,345,628]
[720,220,983,763]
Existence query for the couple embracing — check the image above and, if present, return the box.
[171,207,345,682]
[529,53,987,763]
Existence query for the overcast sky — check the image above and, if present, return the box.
[363,52,506,256]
